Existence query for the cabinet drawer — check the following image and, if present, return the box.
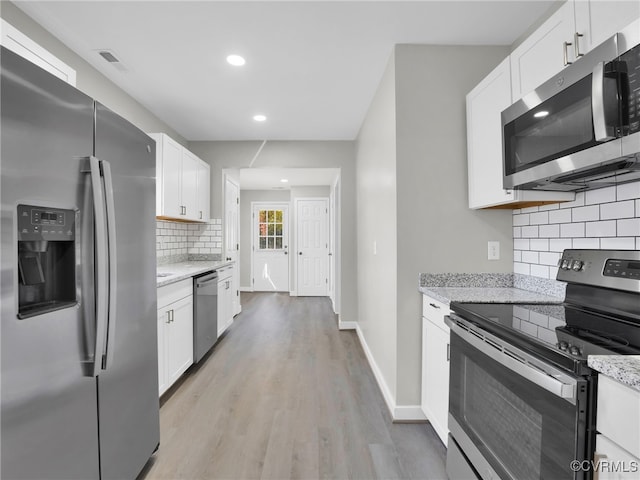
[422,295,450,330]
[597,375,640,458]
[158,278,192,309]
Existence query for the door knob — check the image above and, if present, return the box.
[298,252,302,255]
[226,257,231,261]
[284,251,288,255]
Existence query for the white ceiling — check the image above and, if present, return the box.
[239,167,340,190]
[15,0,559,142]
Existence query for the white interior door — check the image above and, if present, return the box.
[296,198,328,297]
[252,203,289,292]
[225,176,240,314]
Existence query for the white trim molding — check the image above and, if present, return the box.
[354,325,426,422]
[239,286,254,292]
[338,320,357,331]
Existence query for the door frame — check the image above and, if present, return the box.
[224,173,241,314]
[294,196,329,297]
[250,201,291,292]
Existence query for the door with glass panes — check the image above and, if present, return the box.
[252,203,289,291]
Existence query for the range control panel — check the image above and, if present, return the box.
[17,204,75,241]
[557,249,640,292]
[603,259,640,279]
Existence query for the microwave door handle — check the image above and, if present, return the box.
[101,160,117,371]
[592,61,615,142]
[88,156,108,377]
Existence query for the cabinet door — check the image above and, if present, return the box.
[421,318,450,446]
[181,149,199,221]
[159,134,183,218]
[217,280,226,337]
[595,435,640,480]
[574,1,640,54]
[157,309,168,396]
[196,160,210,222]
[167,295,193,386]
[510,1,575,101]
[467,58,515,209]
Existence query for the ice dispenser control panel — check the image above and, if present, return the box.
[18,205,75,241]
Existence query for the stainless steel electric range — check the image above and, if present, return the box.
[444,250,640,480]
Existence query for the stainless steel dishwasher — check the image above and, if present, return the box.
[193,271,218,363]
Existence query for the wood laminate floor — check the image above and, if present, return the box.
[139,292,446,480]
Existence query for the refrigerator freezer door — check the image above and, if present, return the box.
[94,103,160,479]
[1,47,101,479]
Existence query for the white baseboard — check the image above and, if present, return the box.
[239,286,253,292]
[290,290,297,297]
[354,325,427,423]
[339,320,357,330]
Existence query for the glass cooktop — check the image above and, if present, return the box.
[450,302,640,373]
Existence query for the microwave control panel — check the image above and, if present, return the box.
[621,42,640,134]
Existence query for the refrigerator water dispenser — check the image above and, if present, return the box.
[17,204,76,319]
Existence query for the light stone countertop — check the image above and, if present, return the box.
[418,286,564,305]
[588,355,640,392]
[157,260,234,287]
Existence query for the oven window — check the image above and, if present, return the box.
[466,361,543,479]
[504,75,597,176]
[449,332,587,480]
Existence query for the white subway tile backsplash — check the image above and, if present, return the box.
[539,224,560,238]
[514,239,530,250]
[513,214,530,226]
[513,227,522,238]
[522,251,539,263]
[585,186,616,205]
[617,218,640,237]
[539,204,560,212]
[549,209,572,224]
[600,237,636,250]
[514,250,522,262]
[530,264,549,278]
[514,262,530,275]
[617,181,640,201]
[585,220,616,237]
[539,251,561,266]
[560,223,585,238]
[521,206,540,213]
[530,239,549,251]
[572,205,599,222]
[572,238,600,249]
[521,226,539,238]
[530,212,549,225]
[156,219,223,260]
[600,200,635,220]
[559,191,585,209]
[550,239,572,252]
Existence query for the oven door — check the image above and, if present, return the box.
[446,316,591,480]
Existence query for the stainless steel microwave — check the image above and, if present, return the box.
[502,19,640,192]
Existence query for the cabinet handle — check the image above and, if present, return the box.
[166,310,171,324]
[563,41,573,66]
[429,303,440,309]
[170,309,175,322]
[574,32,583,59]
[447,343,450,362]
[199,210,202,219]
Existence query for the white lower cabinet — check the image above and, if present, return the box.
[421,295,451,446]
[157,279,194,396]
[217,266,234,337]
[594,374,640,479]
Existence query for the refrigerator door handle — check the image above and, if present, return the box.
[87,156,109,377]
[102,160,117,370]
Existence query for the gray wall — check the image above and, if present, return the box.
[239,189,291,288]
[1,2,186,145]
[356,45,514,409]
[189,141,357,324]
[394,44,513,405]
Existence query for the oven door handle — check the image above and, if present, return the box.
[446,317,578,404]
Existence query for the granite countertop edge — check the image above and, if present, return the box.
[156,260,234,287]
[418,285,564,305]
[588,355,640,392]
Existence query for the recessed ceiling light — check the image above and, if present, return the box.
[253,114,267,122]
[534,110,549,118]
[280,178,288,183]
[226,55,246,66]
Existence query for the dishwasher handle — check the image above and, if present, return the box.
[196,272,218,286]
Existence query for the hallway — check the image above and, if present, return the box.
[140,293,446,479]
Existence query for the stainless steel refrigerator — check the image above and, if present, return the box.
[1,46,160,479]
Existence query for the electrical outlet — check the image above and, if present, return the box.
[488,241,500,260]
[373,240,377,256]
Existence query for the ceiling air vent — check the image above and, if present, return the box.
[96,50,127,72]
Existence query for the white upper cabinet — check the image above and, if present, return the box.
[150,132,210,222]
[467,58,574,209]
[574,1,640,54]
[510,1,575,101]
[511,1,640,102]
[196,159,210,222]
